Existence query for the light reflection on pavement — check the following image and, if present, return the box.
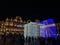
[0,36,60,45]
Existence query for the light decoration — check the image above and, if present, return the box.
[6,18,8,21]
[24,18,57,39]
[14,19,17,22]
[14,24,16,26]
[20,17,23,22]
[6,28,8,31]
[24,24,28,38]
[5,22,8,26]
[16,25,23,27]
[24,22,40,38]
[16,16,19,19]
[1,26,3,28]
[40,19,58,39]
[2,24,3,25]
[10,22,13,26]
[0,29,2,32]
[56,23,60,36]
[11,18,13,21]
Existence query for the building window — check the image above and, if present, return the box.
[10,22,13,26]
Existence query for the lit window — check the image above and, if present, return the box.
[10,22,13,26]
[2,24,3,25]
[14,19,17,22]
[1,29,2,32]
[1,26,3,28]
[6,28,8,31]
[6,18,8,21]
[5,22,8,26]
[14,24,16,26]
[14,29,16,31]
[4,26,6,28]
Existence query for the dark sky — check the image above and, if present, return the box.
[1,8,60,23]
[1,1,60,23]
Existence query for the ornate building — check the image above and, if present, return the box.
[0,16,60,37]
[56,23,60,36]
[0,16,27,35]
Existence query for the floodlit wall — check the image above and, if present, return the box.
[24,22,40,38]
[24,24,28,38]
[40,24,46,37]
[24,19,58,39]
[40,19,57,39]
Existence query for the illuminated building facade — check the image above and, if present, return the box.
[40,19,58,39]
[56,23,60,36]
[0,16,27,35]
[0,16,60,38]
[24,18,60,39]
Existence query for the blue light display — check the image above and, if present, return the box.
[40,19,57,39]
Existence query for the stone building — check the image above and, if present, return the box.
[55,23,60,36]
[0,16,27,35]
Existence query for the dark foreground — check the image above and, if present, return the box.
[0,33,60,45]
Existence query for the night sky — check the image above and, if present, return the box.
[1,2,60,23]
[1,8,60,23]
